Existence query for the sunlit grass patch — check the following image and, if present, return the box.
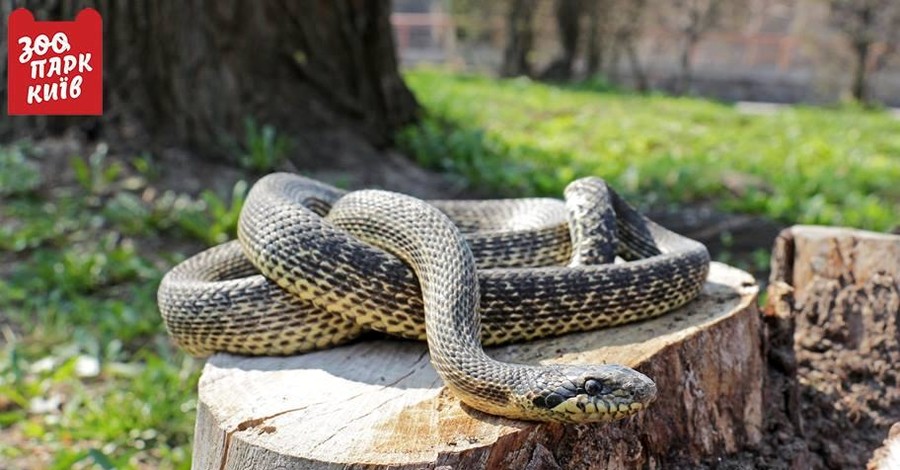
[401,69,900,231]
[0,143,237,468]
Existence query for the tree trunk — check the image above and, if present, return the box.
[556,0,581,74]
[192,263,764,469]
[852,41,871,103]
[623,37,648,92]
[2,0,419,167]
[765,226,900,469]
[584,0,605,77]
[675,35,698,95]
[500,0,538,77]
[869,423,900,470]
[540,0,582,81]
[608,43,622,84]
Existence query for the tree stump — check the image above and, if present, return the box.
[869,422,900,470]
[766,225,900,469]
[193,262,761,469]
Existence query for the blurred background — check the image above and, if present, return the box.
[393,0,900,105]
[0,1,898,468]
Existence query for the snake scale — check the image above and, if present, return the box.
[158,173,710,423]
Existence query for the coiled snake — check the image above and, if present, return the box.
[158,173,710,423]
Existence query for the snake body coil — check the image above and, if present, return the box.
[158,173,710,423]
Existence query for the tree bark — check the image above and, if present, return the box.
[625,41,650,93]
[557,0,582,76]
[668,0,734,96]
[1,0,419,167]
[500,0,538,77]
[540,0,582,81]
[584,0,608,77]
[192,262,763,469]
[675,35,699,95]
[852,40,871,102]
[622,36,648,92]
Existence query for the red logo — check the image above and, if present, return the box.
[7,8,103,115]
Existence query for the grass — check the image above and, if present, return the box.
[0,144,248,468]
[399,69,900,232]
[236,118,292,174]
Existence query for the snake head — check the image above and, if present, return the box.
[530,364,657,423]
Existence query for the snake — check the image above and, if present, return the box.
[158,173,710,423]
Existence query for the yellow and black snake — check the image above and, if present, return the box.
[158,173,710,423]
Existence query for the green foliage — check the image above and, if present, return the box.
[174,180,248,246]
[398,118,551,195]
[0,199,80,252]
[0,143,235,468]
[400,69,900,231]
[132,152,161,182]
[15,235,155,299]
[238,117,291,173]
[0,144,41,196]
[0,347,196,469]
[71,144,124,196]
[96,178,246,246]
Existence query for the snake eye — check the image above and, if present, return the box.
[584,379,604,396]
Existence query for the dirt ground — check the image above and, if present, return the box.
[15,134,899,469]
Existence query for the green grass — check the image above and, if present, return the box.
[399,69,900,231]
[237,117,292,174]
[0,145,250,468]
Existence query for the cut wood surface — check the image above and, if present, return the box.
[193,262,761,470]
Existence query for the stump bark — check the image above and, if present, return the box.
[193,262,762,469]
[765,225,900,469]
[869,422,900,470]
